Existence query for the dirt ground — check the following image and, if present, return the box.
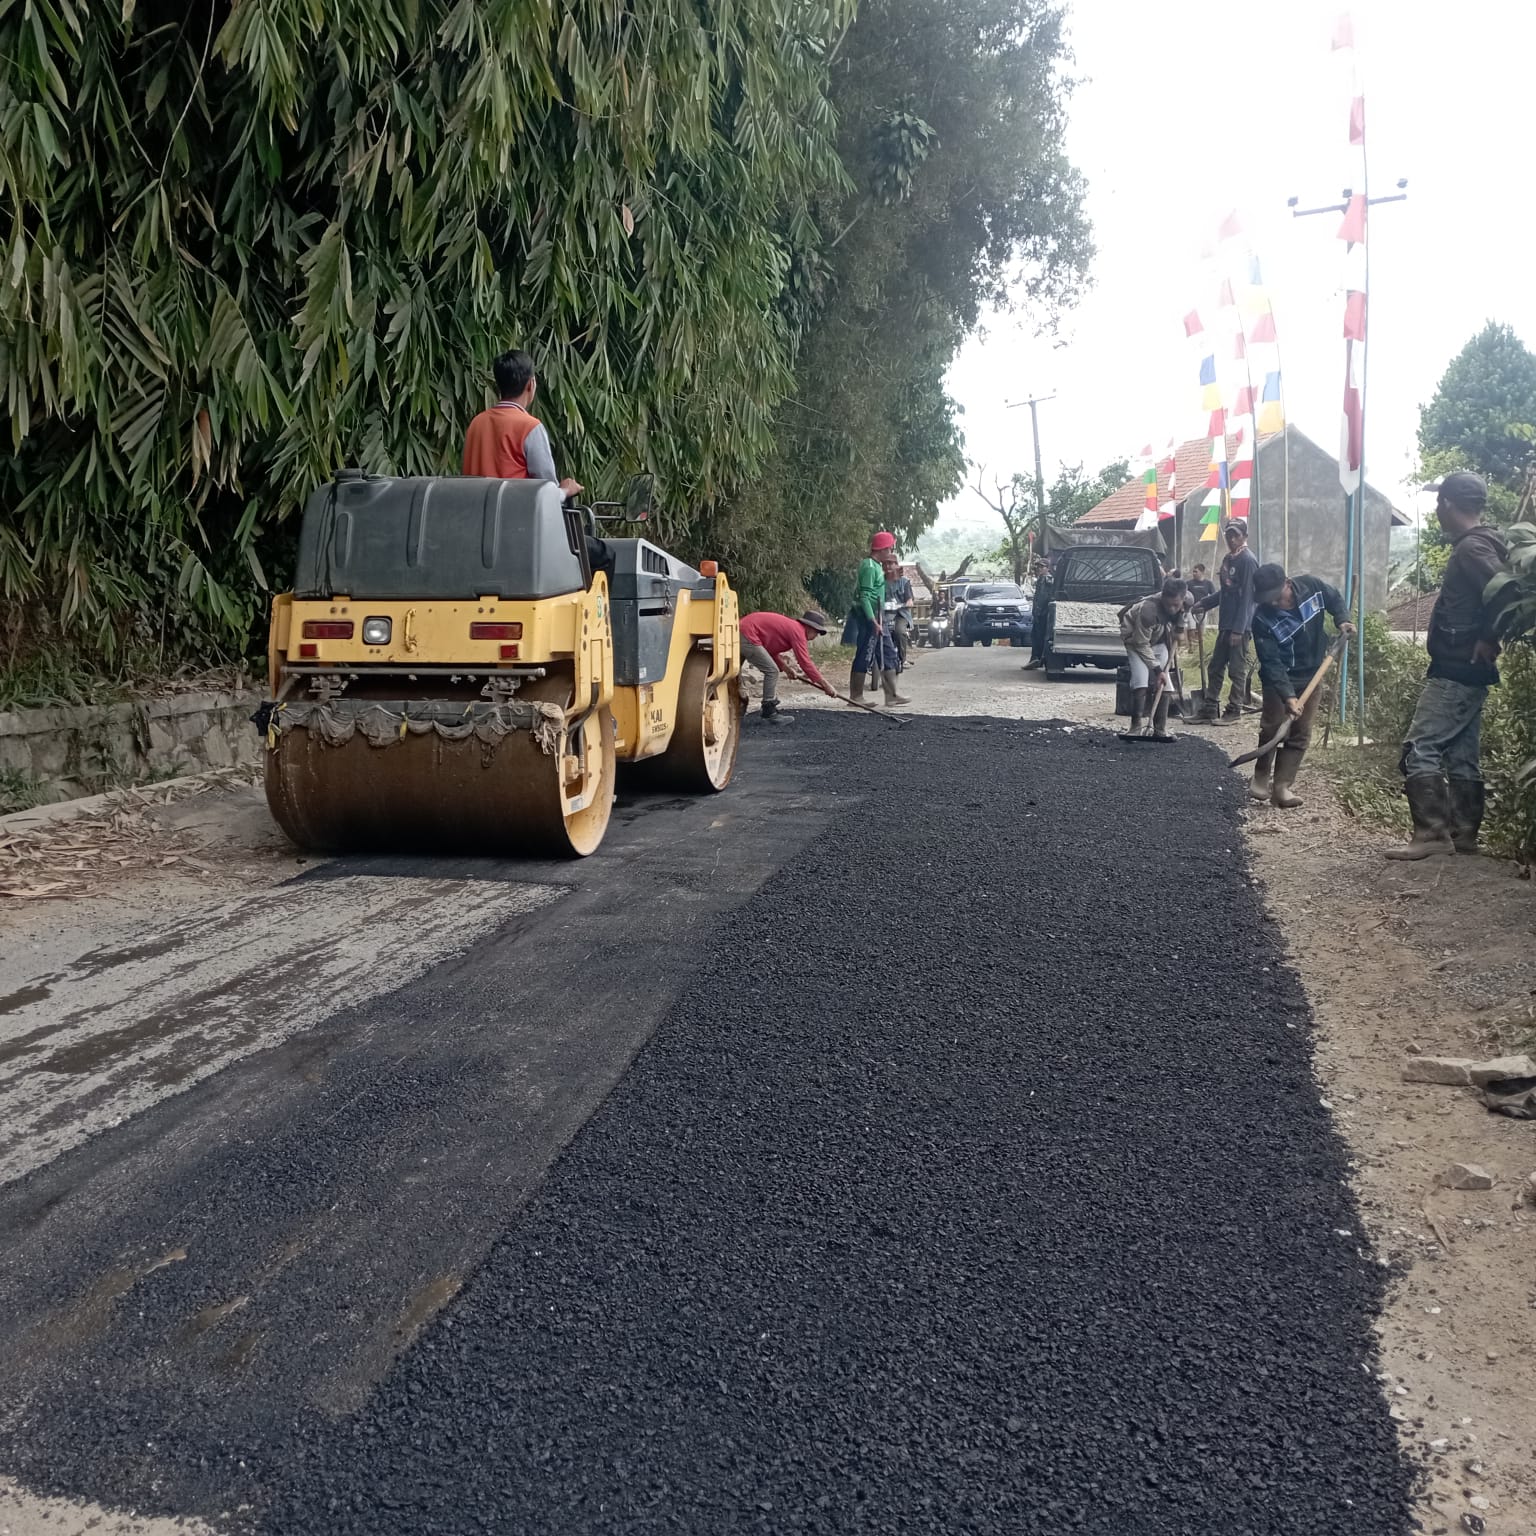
[3,646,1533,1535]
[1249,794,1536,1536]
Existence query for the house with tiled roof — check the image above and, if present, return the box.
[1079,425,1407,612]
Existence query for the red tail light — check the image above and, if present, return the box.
[301,620,354,639]
[471,622,523,640]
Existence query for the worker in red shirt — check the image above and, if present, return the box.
[739,609,838,723]
[462,350,583,499]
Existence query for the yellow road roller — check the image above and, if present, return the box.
[259,470,742,857]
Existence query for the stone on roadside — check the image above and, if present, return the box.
[1465,1054,1536,1087]
[1400,1053,1536,1088]
[1435,1163,1495,1192]
[1401,1057,1476,1087]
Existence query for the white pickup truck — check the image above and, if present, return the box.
[1037,545,1163,681]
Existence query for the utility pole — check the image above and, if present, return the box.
[1286,177,1407,742]
[1005,393,1055,528]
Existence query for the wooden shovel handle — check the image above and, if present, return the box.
[1227,634,1347,768]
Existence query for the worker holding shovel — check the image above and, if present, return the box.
[847,531,909,708]
[1119,577,1188,742]
[1248,565,1355,808]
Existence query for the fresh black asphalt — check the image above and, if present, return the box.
[0,716,1413,1534]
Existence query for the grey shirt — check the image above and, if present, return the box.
[522,422,559,483]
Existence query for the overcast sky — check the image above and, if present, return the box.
[938,0,1536,532]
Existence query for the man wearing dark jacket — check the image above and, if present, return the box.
[1194,520,1259,721]
[1022,557,1054,670]
[1249,565,1355,808]
[1386,472,1510,859]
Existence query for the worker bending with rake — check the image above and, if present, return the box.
[1248,565,1355,808]
[1119,577,1188,742]
[738,609,838,723]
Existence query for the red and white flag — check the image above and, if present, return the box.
[1335,12,1368,499]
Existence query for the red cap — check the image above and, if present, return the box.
[870,531,897,552]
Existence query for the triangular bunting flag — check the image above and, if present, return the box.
[1338,193,1367,245]
[1340,342,1364,495]
[1343,290,1367,340]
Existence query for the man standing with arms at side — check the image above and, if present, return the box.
[881,553,916,670]
[1022,556,1053,671]
[739,609,838,723]
[1194,520,1259,722]
[1385,472,1510,859]
[463,349,584,499]
[1249,564,1355,808]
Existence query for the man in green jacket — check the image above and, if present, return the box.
[849,531,908,707]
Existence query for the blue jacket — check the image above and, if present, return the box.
[1252,575,1349,700]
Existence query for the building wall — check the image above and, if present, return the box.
[1175,427,1396,612]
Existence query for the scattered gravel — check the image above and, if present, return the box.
[264,717,1411,1534]
[0,716,1414,1534]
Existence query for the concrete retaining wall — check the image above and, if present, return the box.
[0,690,261,806]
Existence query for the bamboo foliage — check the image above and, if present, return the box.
[1,0,852,654]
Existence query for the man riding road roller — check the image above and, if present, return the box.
[258,356,742,860]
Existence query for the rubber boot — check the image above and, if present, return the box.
[1128,686,1148,735]
[1249,760,1273,802]
[1270,747,1305,808]
[1447,779,1485,855]
[1384,775,1456,860]
[848,666,866,705]
[760,698,793,724]
[1150,691,1175,743]
[881,669,910,707]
